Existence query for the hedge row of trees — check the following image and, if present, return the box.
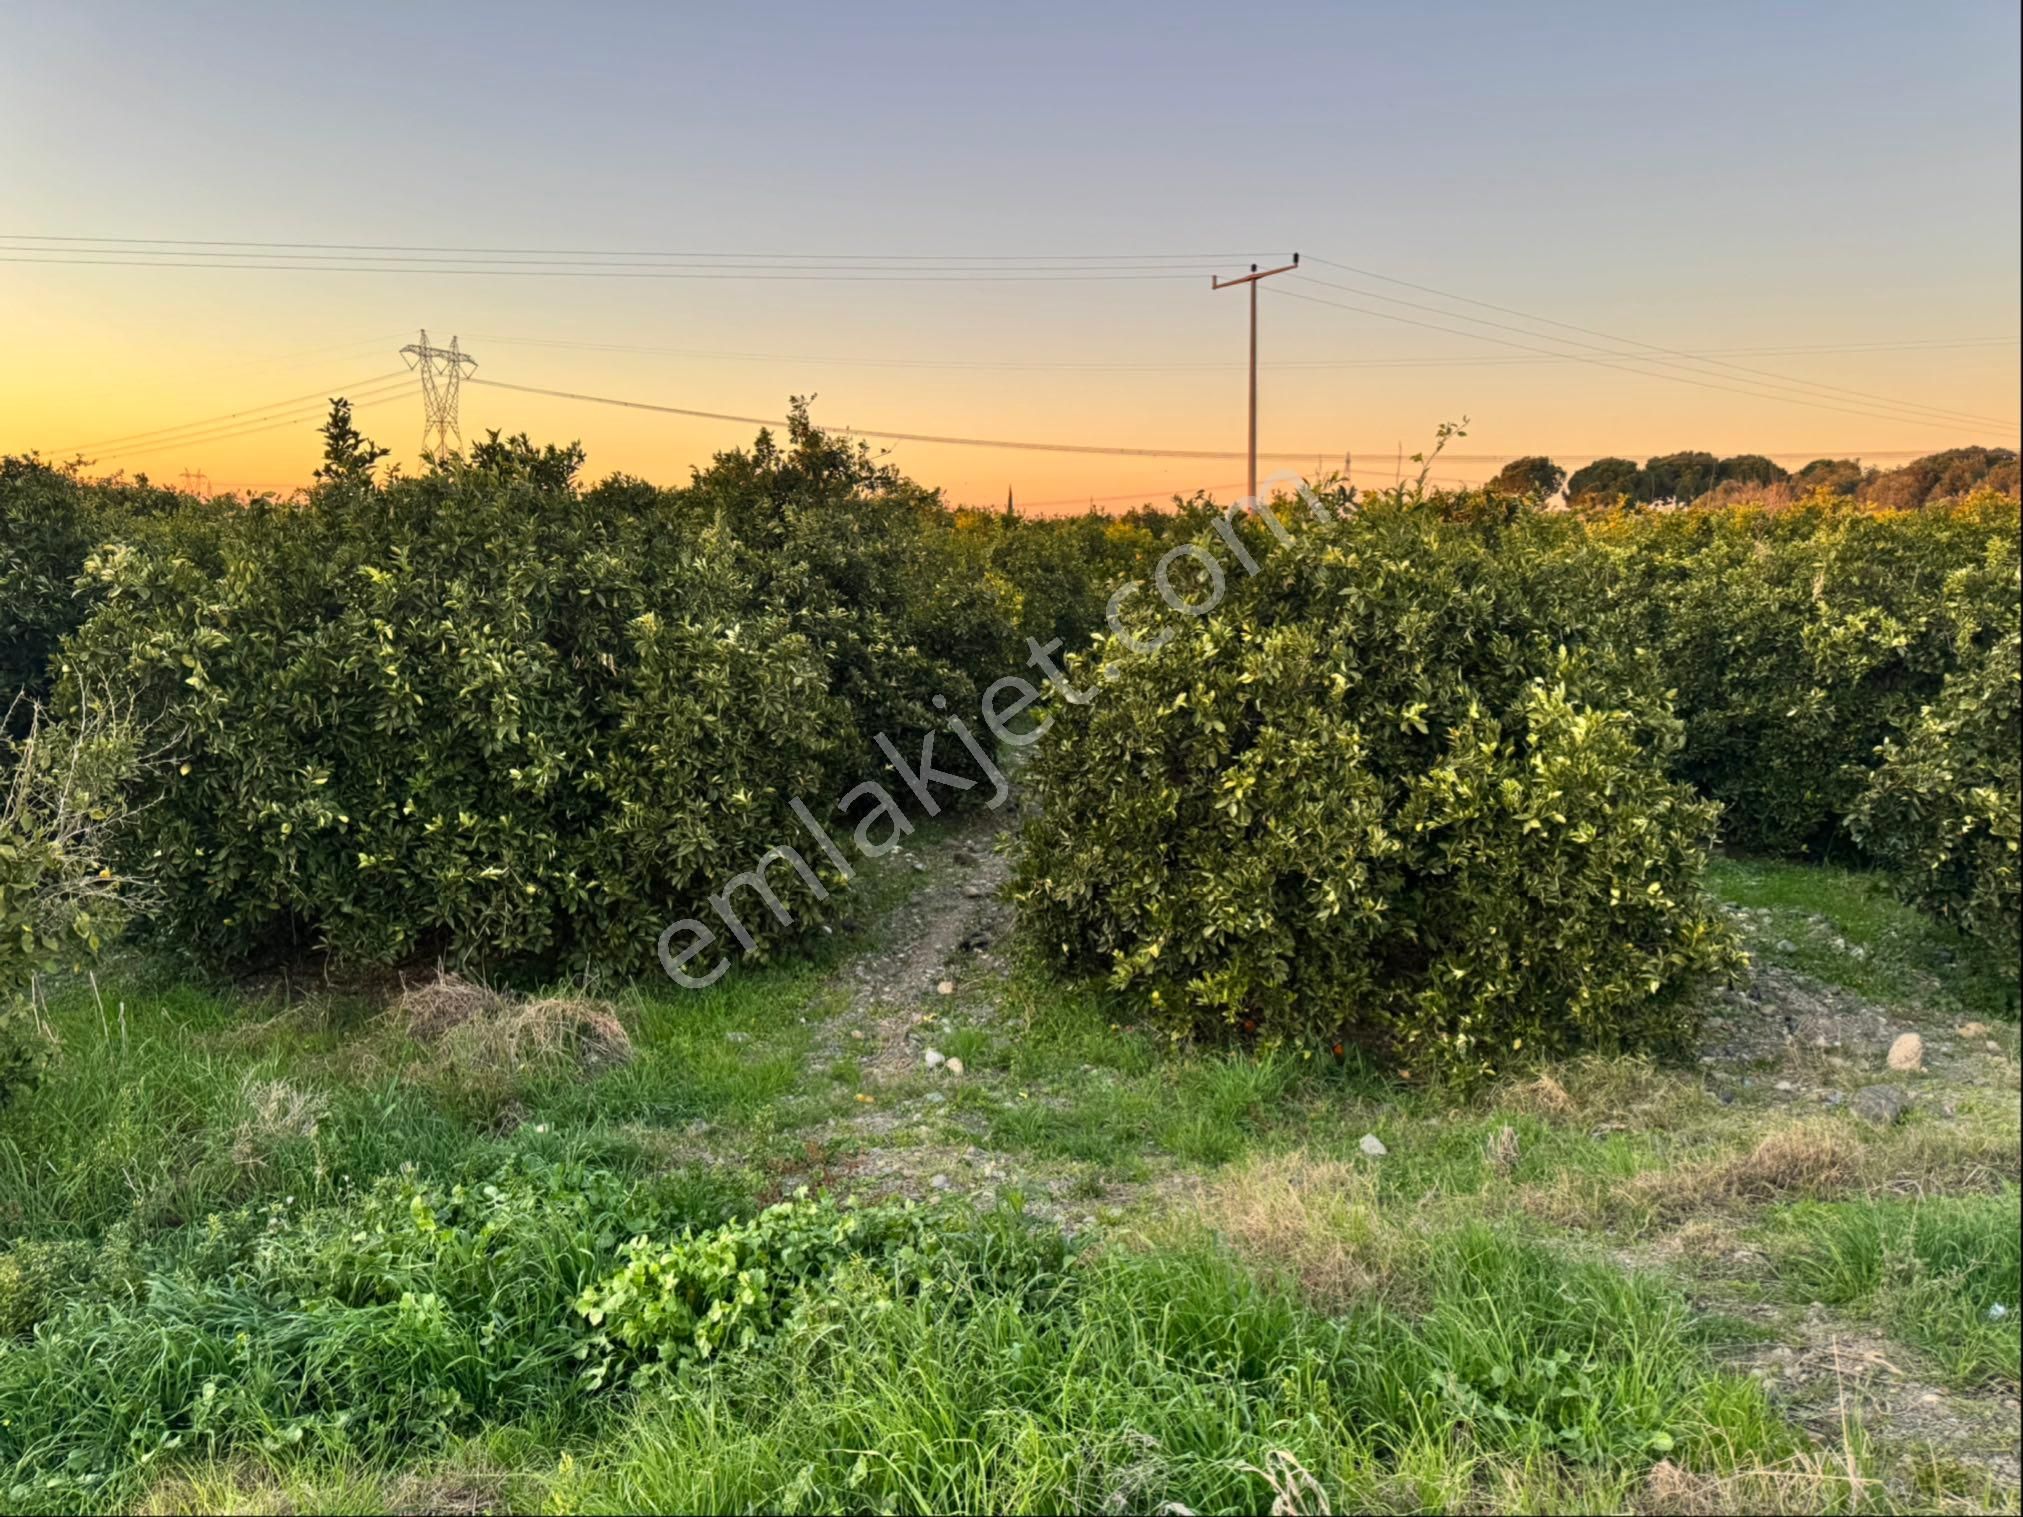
[1,403,1189,990]
[1485,446,2019,510]
[5,406,2018,1087]
[1016,482,2019,1078]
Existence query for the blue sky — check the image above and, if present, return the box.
[4,0,2017,500]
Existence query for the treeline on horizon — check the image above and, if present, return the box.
[1485,444,2019,511]
[2,396,2017,1060]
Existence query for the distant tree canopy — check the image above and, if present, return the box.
[1794,458,1867,496]
[1716,454,1789,487]
[1485,456,1567,498]
[1556,449,1987,510]
[1564,456,1644,505]
[1642,452,1723,503]
[1862,447,2019,511]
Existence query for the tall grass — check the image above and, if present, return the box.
[1778,1191,2022,1388]
[544,1222,1800,1515]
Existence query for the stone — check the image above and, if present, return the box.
[962,884,986,899]
[945,1056,965,1076]
[1774,1080,1797,1093]
[936,979,956,996]
[1850,1084,1909,1126]
[930,1173,952,1191]
[1358,1133,1387,1157]
[1886,1032,1924,1072]
[1957,1021,1990,1039]
[1776,939,1797,954]
[924,1048,946,1069]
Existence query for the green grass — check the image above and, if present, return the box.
[1708,856,2019,1022]
[0,1152,1810,1515]
[1773,1191,2022,1388]
[2,843,2017,1513]
[539,1220,1803,1516]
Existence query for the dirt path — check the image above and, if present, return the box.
[769,830,2022,1502]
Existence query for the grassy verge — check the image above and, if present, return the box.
[1771,1193,2021,1389]
[0,847,2017,1513]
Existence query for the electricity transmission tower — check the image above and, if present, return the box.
[1211,254,1299,502]
[399,330,477,456]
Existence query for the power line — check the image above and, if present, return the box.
[466,376,1341,460]
[75,381,418,464]
[1305,255,2017,432]
[1287,272,2005,433]
[0,233,1264,262]
[1273,284,2017,438]
[49,371,412,454]
[468,330,2020,374]
[78,384,417,466]
[463,373,1954,465]
[3,246,1240,275]
[0,254,1214,284]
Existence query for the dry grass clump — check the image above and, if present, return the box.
[1194,1150,1405,1311]
[444,996,634,1075]
[228,1074,329,1170]
[1634,1450,1881,1516]
[1491,1055,1706,1130]
[1236,1450,1333,1516]
[393,970,508,1041]
[1851,1120,2021,1197]
[1501,1071,1575,1119]
[1621,1121,1860,1223]
[388,971,634,1126]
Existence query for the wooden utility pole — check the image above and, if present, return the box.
[1212,254,1298,502]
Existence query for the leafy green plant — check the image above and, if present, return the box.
[1578,490,2017,856]
[1013,495,1738,1082]
[57,446,851,973]
[1,700,143,1103]
[575,1190,949,1383]
[1850,539,2021,977]
[0,1157,713,1501]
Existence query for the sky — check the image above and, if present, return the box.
[3,0,2018,508]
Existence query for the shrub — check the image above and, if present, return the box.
[51,407,1072,976]
[56,448,853,973]
[0,1239,96,1337]
[0,458,99,715]
[1851,540,2021,975]
[1580,490,2018,855]
[2,700,142,1103]
[656,401,1025,757]
[1012,499,1737,1082]
[0,457,215,718]
[575,1190,949,1383]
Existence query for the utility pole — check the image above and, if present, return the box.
[1211,253,1298,503]
[399,330,477,457]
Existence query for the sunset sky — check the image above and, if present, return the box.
[4,0,2018,508]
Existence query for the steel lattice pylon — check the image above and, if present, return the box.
[399,330,477,457]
